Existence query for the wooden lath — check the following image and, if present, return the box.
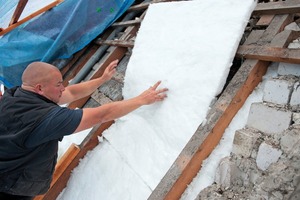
[253,0,300,15]
[237,44,300,64]
[0,0,63,36]
[111,19,142,27]
[95,39,134,48]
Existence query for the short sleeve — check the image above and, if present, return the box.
[25,107,83,148]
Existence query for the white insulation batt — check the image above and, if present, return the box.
[57,0,257,199]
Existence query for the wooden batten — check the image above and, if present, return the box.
[95,39,134,48]
[256,14,275,26]
[111,19,142,28]
[237,44,300,64]
[253,0,300,15]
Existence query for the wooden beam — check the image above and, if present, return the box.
[270,29,300,48]
[256,14,293,45]
[95,39,134,48]
[0,0,63,36]
[253,0,300,15]
[9,0,28,26]
[111,19,142,27]
[256,14,274,26]
[237,45,300,64]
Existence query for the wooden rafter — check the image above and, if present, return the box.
[0,0,63,36]
[111,19,142,27]
[9,0,28,26]
[95,39,134,48]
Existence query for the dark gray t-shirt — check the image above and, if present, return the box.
[25,106,83,148]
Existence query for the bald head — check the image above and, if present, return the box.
[22,62,60,87]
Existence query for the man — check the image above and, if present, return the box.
[0,60,168,199]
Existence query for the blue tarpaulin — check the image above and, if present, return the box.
[0,0,134,87]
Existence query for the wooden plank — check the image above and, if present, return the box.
[111,19,142,27]
[149,13,295,200]
[253,0,300,15]
[257,14,293,45]
[244,30,265,45]
[256,14,274,26]
[237,45,300,64]
[91,91,113,105]
[95,39,134,48]
[270,29,300,48]
[9,0,28,26]
[0,0,63,36]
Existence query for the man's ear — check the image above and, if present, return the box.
[34,84,43,95]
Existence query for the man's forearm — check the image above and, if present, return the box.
[59,77,106,104]
[74,97,143,133]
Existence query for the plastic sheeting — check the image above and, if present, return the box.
[0,0,134,87]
